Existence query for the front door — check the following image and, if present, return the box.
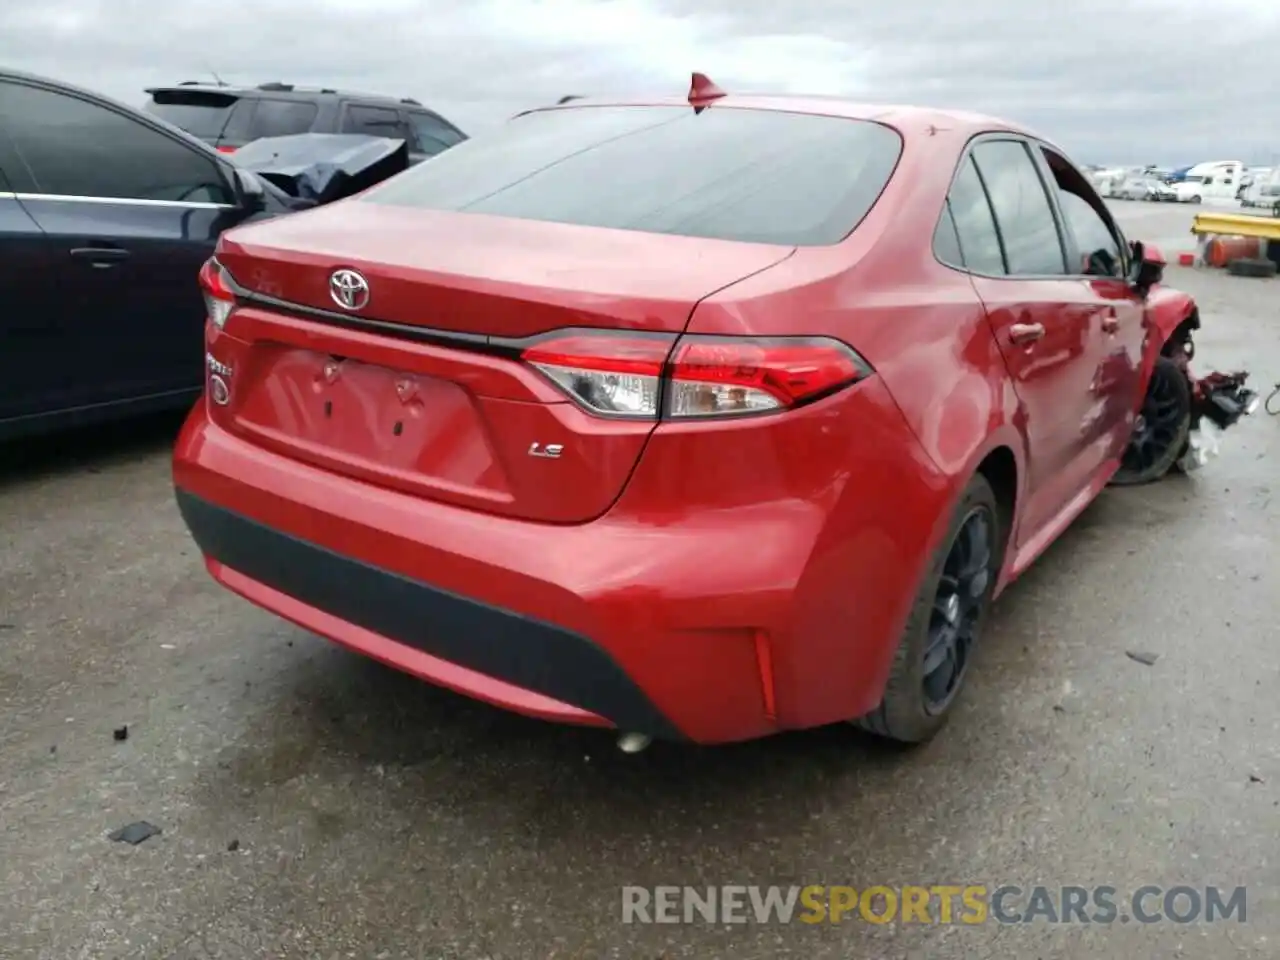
[0,144,66,423]
[0,77,245,410]
[1036,157,1146,467]
[950,139,1107,543]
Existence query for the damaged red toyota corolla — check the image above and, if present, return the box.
[173,76,1254,748]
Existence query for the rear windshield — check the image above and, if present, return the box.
[360,105,903,246]
[145,90,241,139]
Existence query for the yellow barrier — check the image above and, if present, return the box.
[1190,211,1280,240]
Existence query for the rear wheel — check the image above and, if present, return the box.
[855,474,1002,743]
[1110,356,1191,486]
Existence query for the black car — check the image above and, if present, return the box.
[0,68,306,440]
[144,81,467,164]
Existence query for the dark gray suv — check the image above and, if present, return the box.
[143,81,467,164]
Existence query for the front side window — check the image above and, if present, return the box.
[1038,145,1124,278]
[971,140,1066,276]
[362,105,904,246]
[0,81,231,203]
[343,104,405,137]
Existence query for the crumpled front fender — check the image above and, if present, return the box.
[1137,286,1198,401]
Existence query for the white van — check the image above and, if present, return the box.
[1170,160,1245,203]
[1241,167,1280,211]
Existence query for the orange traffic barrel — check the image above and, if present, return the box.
[1206,236,1263,267]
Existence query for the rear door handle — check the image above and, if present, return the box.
[70,246,130,268]
[1008,322,1045,345]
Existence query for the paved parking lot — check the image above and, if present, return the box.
[1,201,1277,959]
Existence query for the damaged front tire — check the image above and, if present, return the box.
[1110,356,1192,485]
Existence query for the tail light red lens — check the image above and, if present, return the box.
[667,336,870,417]
[522,332,871,420]
[216,145,237,154]
[198,258,237,329]
[522,334,670,418]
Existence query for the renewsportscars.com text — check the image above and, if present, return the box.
[621,884,1247,925]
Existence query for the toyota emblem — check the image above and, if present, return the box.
[329,269,370,311]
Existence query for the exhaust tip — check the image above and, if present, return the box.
[617,732,652,754]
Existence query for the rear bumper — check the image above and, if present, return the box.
[176,488,683,739]
[173,374,947,744]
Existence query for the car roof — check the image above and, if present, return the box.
[144,81,421,106]
[520,93,1054,150]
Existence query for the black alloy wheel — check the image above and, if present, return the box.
[1110,356,1192,485]
[922,507,993,715]
[855,473,1002,743]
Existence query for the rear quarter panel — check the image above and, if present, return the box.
[684,122,1030,721]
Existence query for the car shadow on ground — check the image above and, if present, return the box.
[192,487,1154,862]
[0,409,189,491]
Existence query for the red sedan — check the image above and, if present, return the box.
[174,77,1199,747]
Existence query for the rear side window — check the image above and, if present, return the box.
[249,99,318,139]
[145,90,240,140]
[944,155,1006,274]
[406,112,465,155]
[933,201,965,267]
[343,104,404,136]
[971,140,1066,276]
[361,106,903,246]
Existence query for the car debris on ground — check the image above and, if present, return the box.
[108,821,162,845]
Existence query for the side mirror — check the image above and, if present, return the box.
[230,167,267,214]
[1128,240,1165,296]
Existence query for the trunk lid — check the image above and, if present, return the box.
[210,205,794,523]
[216,202,793,336]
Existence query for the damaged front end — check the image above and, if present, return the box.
[1178,370,1259,471]
[1156,315,1259,473]
[230,133,412,207]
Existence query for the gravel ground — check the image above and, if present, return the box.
[1,201,1277,959]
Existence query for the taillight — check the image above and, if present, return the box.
[521,332,871,420]
[666,336,870,417]
[217,145,237,154]
[198,258,236,329]
[522,334,669,418]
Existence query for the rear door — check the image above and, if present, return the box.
[956,138,1108,543]
[0,78,245,410]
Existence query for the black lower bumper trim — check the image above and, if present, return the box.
[174,489,683,740]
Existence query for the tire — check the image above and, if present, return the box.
[1110,356,1192,485]
[855,474,1004,744]
[1191,195,1202,204]
[1227,257,1277,278]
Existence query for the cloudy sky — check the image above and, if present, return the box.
[4,0,1280,165]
